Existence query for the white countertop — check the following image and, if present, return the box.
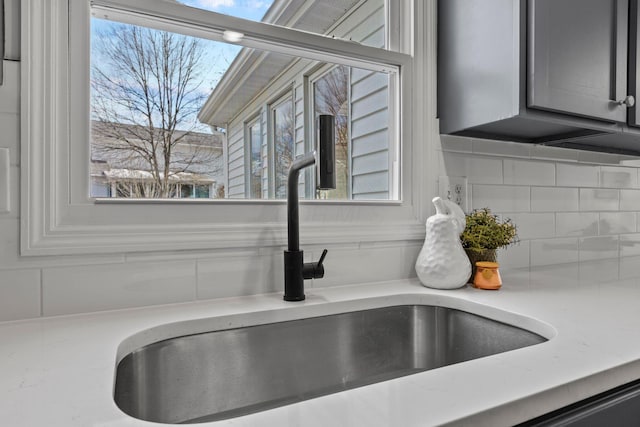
[2,261,640,427]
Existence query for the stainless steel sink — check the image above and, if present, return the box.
[114,304,547,424]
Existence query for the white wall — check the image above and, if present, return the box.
[437,135,640,278]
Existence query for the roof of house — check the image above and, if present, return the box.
[90,120,225,180]
[102,168,215,183]
[91,120,224,153]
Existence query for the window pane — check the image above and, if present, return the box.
[273,96,294,199]
[181,184,194,198]
[90,10,398,201]
[91,177,111,197]
[90,18,227,199]
[314,65,350,200]
[176,0,388,50]
[195,184,211,198]
[248,121,263,199]
[177,0,273,22]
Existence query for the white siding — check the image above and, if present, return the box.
[346,1,389,199]
[222,0,389,200]
[226,125,245,198]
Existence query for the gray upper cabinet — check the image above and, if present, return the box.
[630,0,640,127]
[529,0,628,123]
[438,0,640,154]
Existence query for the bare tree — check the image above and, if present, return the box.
[273,98,295,199]
[91,24,221,198]
[314,65,349,199]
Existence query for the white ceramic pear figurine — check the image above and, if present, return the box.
[415,197,471,289]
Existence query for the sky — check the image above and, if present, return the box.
[177,0,273,22]
[90,0,274,131]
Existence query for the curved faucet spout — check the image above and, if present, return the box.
[286,151,316,253]
[283,115,336,302]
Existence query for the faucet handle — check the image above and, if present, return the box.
[317,249,328,268]
[303,249,328,280]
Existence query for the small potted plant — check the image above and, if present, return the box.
[461,208,518,274]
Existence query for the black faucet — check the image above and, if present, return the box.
[283,115,336,301]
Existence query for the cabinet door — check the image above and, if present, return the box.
[520,379,640,426]
[629,0,640,127]
[528,0,629,123]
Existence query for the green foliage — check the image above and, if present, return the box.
[461,208,518,253]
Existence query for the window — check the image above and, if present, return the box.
[245,117,263,199]
[90,20,227,199]
[89,0,400,202]
[313,65,350,200]
[271,93,295,199]
[22,0,423,256]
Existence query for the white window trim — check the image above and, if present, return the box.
[21,0,433,256]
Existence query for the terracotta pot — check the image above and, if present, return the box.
[464,248,497,280]
[473,261,502,290]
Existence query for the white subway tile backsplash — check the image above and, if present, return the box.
[620,189,640,211]
[503,160,555,186]
[599,166,638,188]
[620,234,640,257]
[620,255,640,279]
[531,187,579,212]
[0,150,9,214]
[599,212,636,235]
[498,241,530,270]
[473,139,531,158]
[579,258,620,283]
[577,150,624,165]
[530,238,579,266]
[579,189,619,211]
[5,167,19,219]
[530,145,579,162]
[197,250,282,300]
[472,185,530,212]
[556,163,599,188]
[0,221,20,269]
[439,135,473,153]
[441,153,503,184]
[0,62,20,114]
[505,213,555,239]
[556,213,599,237]
[0,269,41,321]
[579,236,619,261]
[42,261,196,316]
[0,114,20,165]
[318,243,419,288]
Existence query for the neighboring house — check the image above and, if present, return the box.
[90,121,225,198]
[197,0,395,200]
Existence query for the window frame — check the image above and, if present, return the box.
[21,0,430,256]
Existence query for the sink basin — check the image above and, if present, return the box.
[114,304,547,424]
